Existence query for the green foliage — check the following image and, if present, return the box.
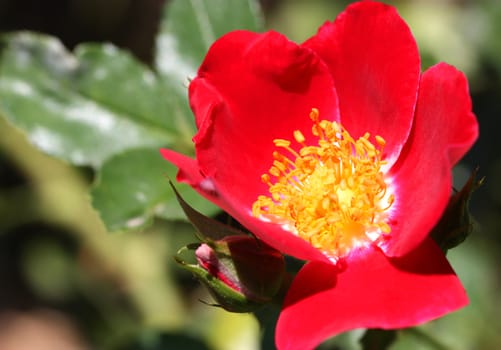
[0,0,264,232]
[90,148,218,231]
[0,33,169,167]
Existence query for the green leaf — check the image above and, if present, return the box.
[155,0,264,82]
[0,33,173,168]
[75,44,175,133]
[91,148,218,232]
[169,181,247,241]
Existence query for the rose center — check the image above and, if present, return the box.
[252,108,395,259]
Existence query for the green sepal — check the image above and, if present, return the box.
[169,181,247,241]
[431,167,484,253]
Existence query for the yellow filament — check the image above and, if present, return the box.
[252,108,394,258]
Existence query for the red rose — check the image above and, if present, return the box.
[161,1,478,349]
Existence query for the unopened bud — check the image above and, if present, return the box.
[177,235,286,312]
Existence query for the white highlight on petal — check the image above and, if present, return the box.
[199,178,216,195]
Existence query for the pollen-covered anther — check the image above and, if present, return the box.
[252,108,395,259]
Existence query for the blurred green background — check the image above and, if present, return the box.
[0,0,499,349]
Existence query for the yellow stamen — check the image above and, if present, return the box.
[252,108,395,259]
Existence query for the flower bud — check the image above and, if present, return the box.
[177,235,286,313]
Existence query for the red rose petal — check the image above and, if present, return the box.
[159,148,226,208]
[190,30,339,208]
[302,1,420,164]
[276,239,467,350]
[384,63,479,257]
[415,63,478,166]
